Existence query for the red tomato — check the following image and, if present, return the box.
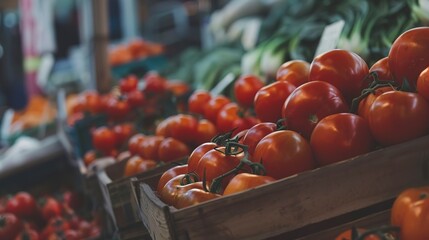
[106,97,131,120]
[223,173,275,195]
[368,91,429,146]
[194,119,217,145]
[335,228,381,240]
[233,75,264,108]
[216,103,258,135]
[254,81,296,123]
[401,199,429,240]
[389,27,429,87]
[128,134,146,155]
[159,175,204,206]
[168,114,199,145]
[276,60,310,87]
[14,228,39,240]
[310,113,375,166]
[75,91,102,114]
[158,138,190,162]
[187,142,218,173]
[126,90,146,108]
[124,156,144,177]
[188,90,212,116]
[137,136,164,160]
[41,217,70,239]
[166,80,190,97]
[113,123,134,145]
[6,192,37,218]
[83,150,97,166]
[0,213,22,240]
[92,126,117,153]
[241,122,277,157]
[175,189,220,209]
[143,72,167,93]
[156,165,189,193]
[119,75,138,93]
[136,159,158,174]
[203,95,231,124]
[357,86,395,121]
[39,197,62,221]
[282,81,348,139]
[369,57,393,81]
[309,49,369,103]
[391,186,429,227]
[417,67,429,102]
[253,130,315,179]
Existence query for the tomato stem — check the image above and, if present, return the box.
[180,173,199,185]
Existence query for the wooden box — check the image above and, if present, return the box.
[137,135,429,240]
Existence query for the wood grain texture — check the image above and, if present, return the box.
[138,135,429,240]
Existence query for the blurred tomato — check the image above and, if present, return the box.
[158,138,190,162]
[92,127,117,153]
[276,60,310,87]
[234,75,264,108]
[119,75,138,93]
[188,90,212,116]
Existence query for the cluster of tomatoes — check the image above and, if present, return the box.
[335,186,429,240]
[154,27,429,209]
[109,38,164,66]
[0,191,100,240]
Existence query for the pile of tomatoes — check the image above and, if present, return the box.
[109,38,164,67]
[0,191,100,240]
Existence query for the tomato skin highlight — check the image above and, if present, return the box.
[369,57,394,82]
[417,67,429,102]
[253,130,315,180]
[310,113,375,166]
[223,173,275,195]
[157,165,189,193]
[391,187,429,227]
[175,189,220,209]
[401,199,429,240]
[276,60,310,87]
[242,122,277,158]
[187,142,217,173]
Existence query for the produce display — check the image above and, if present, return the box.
[108,38,164,67]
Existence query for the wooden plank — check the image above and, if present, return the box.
[138,134,429,240]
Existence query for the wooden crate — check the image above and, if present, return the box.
[137,135,429,240]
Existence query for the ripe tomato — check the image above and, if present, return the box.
[159,175,204,206]
[136,159,157,174]
[0,213,21,240]
[194,119,217,146]
[175,189,220,209]
[167,114,199,145]
[166,80,190,97]
[187,142,218,173]
[310,113,375,166]
[188,90,212,116]
[335,228,381,240]
[158,138,190,162]
[124,156,144,177]
[369,57,393,81]
[253,130,315,179]
[241,122,277,158]
[368,91,429,146]
[75,91,102,114]
[233,75,264,108]
[92,127,117,153]
[282,81,348,139]
[417,67,429,102]
[156,165,189,193]
[357,86,395,121]
[39,197,62,221]
[128,134,146,155]
[401,198,429,240]
[389,27,429,87]
[216,103,258,135]
[137,136,164,160]
[106,97,131,120]
[41,217,70,239]
[309,49,369,103]
[143,72,167,93]
[203,95,231,124]
[83,150,97,166]
[6,192,37,219]
[113,123,134,145]
[391,186,429,227]
[119,75,138,93]
[254,81,296,123]
[126,90,146,108]
[14,228,39,240]
[223,173,275,195]
[276,60,310,87]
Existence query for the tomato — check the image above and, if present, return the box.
[223,173,275,195]
[187,142,218,173]
[216,103,258,135]
[391,186,429,227]
[195,147,244,187]
[309,49,369,103]
[368,91,429,146]
[159,175,204,206]
[235,129,249,143]
[276,60,310,87]
[75,91,102,114]
[157,165,189,193]
[401,198,429,240]
[253,130,315,179]
[369,57,393,81]
[188,90,212,116]
[106,97,131,120]
[0,213,21,240]
[167,114,199,145]
[357,86,395,121]
[158,138,190,162]
[389,27,429,87]
[113,123,134,145]
[124,156,144,177]
[417,67,429,102]
[282,81,348,139]
[310,113,375,166]
[233,75,264,108]
[119,75,138,93]
[143,72,167,93]
[126,90,146,108]
[128,134,146,155]
[194,119,217,146]
[175,189,220,209]
[254,81,296,123]
[166,80,190,97]
[41,217,70,240]
[92,127,117,153]
[241,122,277,158]
[203,95,231,124]
[335,228,381,240]
[14,228,39,240]
[6,192,37,218]
[137,136,164,160]
[61,191,82,214]
[39,197,62,221]
[77,220,91,238]
[83,150,97,166]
